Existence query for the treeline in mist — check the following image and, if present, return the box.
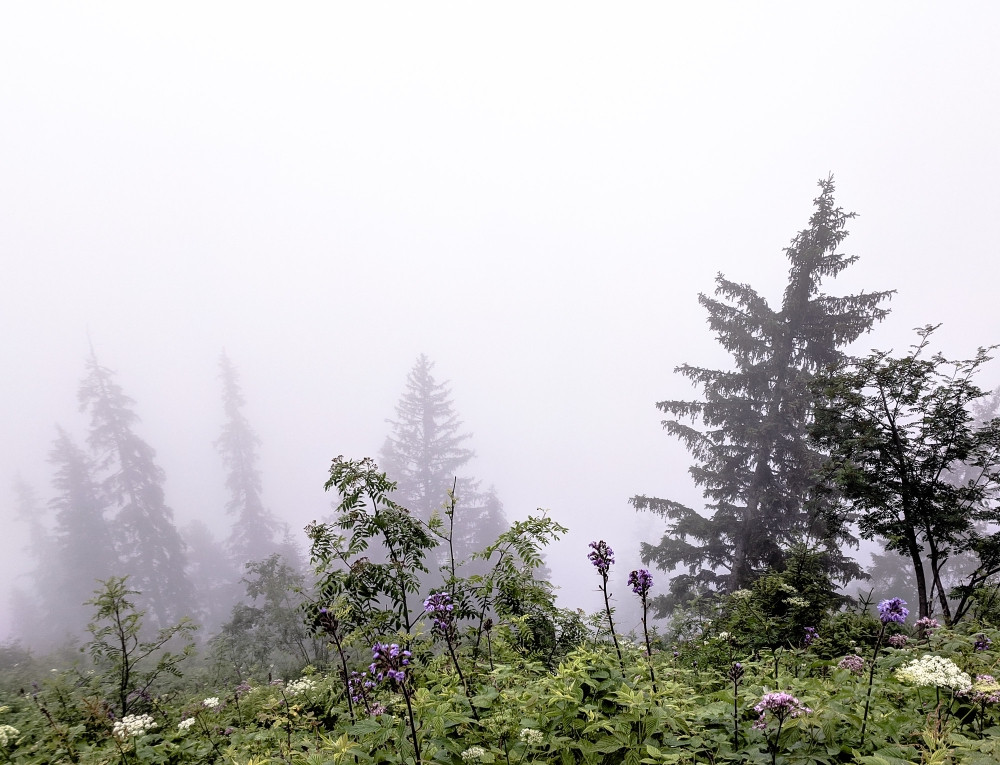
[9,345,508,673]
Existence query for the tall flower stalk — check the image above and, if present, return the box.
[728,661,745,748]
[628,569,657,693]
[859,597,908,748]
[753,692,811,765]
[370,642,420,763]
[589,541,624,672]
[424,591,479,721]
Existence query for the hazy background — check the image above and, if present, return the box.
[3,3,999,638]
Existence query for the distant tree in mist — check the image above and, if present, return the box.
[632,177,893,611]
[9,478,57,644]
[181,519,239,637]
[46,427,116,634]
[79,349,194,628]
[380,355,508,570]
[215,352,282,566]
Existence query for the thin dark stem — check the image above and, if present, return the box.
[402,686,421,764]
[859,622,887,748]
[600,573,624,672]
[640,595,658,693]
[445,636,480,721]
[732,681,739,749]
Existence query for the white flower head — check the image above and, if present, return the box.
[0,724,19,747]
[461,746,488,762]
[202,697,222,710]
[112,714,158,739]
[519,728,544,746]
[177,717,196,732]
[896,654,972,692]
[286,677,316,696]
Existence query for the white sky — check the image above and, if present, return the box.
[2,3,999,635]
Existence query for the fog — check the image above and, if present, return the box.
[3,4,999,639]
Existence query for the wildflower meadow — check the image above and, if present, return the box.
[2,460,1000,765]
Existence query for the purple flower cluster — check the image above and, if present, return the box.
[975,633,992,652]
[348,671,376,704]
[838,654,865,676]
[752,692,812,730]
[370,643,412,687]
[887,634,908,649]
[915,617,940,636]
[424,592,456,638]
[962,675,1000,705]
[727,662,745,684]
[877,597,909,625]
[627,569,653,597]
[803,627,819,647]
[588,541,614,577]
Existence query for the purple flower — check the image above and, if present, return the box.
[627,569,653,598]
[975,634,992,652]
[348,671,376,703]
[753,692,812,730]
[423,592,456,639]
[877,598,909,625]
[370,642,412,688]
[915,617,940,636]
[803,627,819,647]
[727,662,745,684]
[887,634,908,649]
[838,654,865,676]
[588,541,614,577]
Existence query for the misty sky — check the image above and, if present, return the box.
[3,4,999,635]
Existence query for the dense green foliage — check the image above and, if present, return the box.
[3,493,1000,764]
[812,327,1000,623]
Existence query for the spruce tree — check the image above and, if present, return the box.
[380,355,507,567]
[631,177,893,608]
[78,349,194,628]
[215,352,282,566]
[47,427,117,635]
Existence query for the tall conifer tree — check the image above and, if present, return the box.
[631,178,893,607]
[215,352,281,566]
[380,355,507,566]
[47,427,117,634]
[78,349,194,628]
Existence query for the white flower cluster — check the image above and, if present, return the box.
[519,728,544,746]
[177,717,196,732]
[731,589,753,601]
[0,724,19,747]
[286,677,316,696]
[202,697,222,710]
[896,654,972,692]
[461,745,488,762]
[112,713,158,739]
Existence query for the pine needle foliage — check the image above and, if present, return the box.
[632,177,893,611]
